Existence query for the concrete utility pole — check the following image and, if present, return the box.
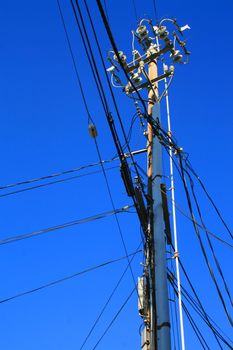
[147,52,171,349]
[107,16,190,350]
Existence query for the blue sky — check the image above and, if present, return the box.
[0,0,232,349]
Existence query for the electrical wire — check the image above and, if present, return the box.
[0,251,141,305]
[136,119,233,250]
[57,0,94,124]
[169,269,233,348]
[92,137,143,307]
[178,258,224,348]
[0,155,119,192]
[168,272,213,350]
[0,205,134,246]
[73,0,148,233]
[64,1,144,312]
[185,169,233,307]
[159,185,233,250]
[79,241,142,350]
[81,0,146,193]
[132,0,138,23]
[96,0,148,119]
[90,287,136,350]
[152,0,159,23]
[185,160,233,241]
[0,166,118,198]
[158,74,174,102]
[149,119,233,243]
[70,0,108,115]
[178,153,233,327]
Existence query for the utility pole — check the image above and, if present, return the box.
[107,16,190,350]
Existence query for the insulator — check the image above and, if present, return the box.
[158,26,169,39]
[131,72,142,85]
[113,51,127,63]
[169,65,175,74]
[88,124,98,138]
[136,25,149,40]
[171,50,183,63]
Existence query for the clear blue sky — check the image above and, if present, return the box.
[0,0,232,349]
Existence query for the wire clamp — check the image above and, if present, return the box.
[173,251,179,259]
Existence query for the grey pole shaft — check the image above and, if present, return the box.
[152,103,171,350]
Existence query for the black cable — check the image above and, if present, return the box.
[180,281,233,348]
[132,0,139,23]
[78,0,144,186]
[168,272,212,350]
[96,0,148,117]
[168,249,179,350]
[178,258,224,348]
[0,158,118,191]
[103,0,109,22]
[152,0,159,23]
[0,205,134,246]
[64,0,144,310]
[0,166,118,198]
[185,169,233,307]
[60,1,145,318]
[74,0,148,233]
[169,270,233,349]
[57,0,94,124]
[70,0,108,114]
[182,302,211,350]
[79,241,142,349]
[158,175,233,250]
[139,120,233,250]
[185,160,233,241]
[0,251,141,305]
[178,154,233,327]
[91,287,136,350]
[92,137,143,305]
[150,118,233,243]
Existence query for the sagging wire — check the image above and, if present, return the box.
[79,241,143,350]
[0,251,141,305]
[90,287,136,350]
[0,166,119,198]
[178,153,233,327]
[169,270,233,349]
[0,205,134,246]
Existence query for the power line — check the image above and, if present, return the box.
[0,205,134,246]
[0,166,118,198]
[185,160,233,241]
[56,0,94,124]
[72,0,148,237]
[0,251,141,305]
[91,287,136,350]
[63,0,143,304]
[132,0,139,22]
[159,185,233,250]
[81,0,149,228]
[149,119,233,243]
[0,158,118,191]
[185,169,233,307]
[79,241,142,349]
[169,270,233,348]
[178,258,224,348]
[152,0,159,23]
[178,153,233,327]
[135,160,233,249]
